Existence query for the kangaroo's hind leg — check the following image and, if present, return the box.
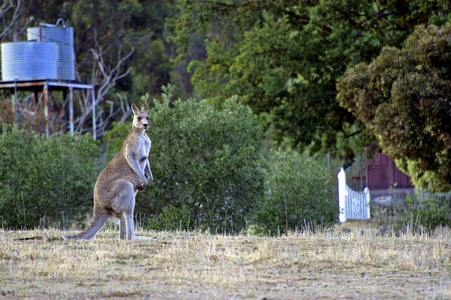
[113,182,154,241]
[123,210,137,240]
[119,188,137,240]
[107,180,136,240]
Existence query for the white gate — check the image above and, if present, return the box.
[337,168,370,222]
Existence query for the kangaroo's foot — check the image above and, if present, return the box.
[133,235,157,241]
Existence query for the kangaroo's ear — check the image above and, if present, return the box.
[141,104,148,113]
[131,103,140,115]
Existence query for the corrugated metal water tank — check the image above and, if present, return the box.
[27,21,75,81]
[1,42,59,81]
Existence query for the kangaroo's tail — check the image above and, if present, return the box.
[64,207,110,240]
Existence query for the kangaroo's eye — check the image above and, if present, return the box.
[138,117,142,121]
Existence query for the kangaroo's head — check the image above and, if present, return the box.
[131,103,149,130]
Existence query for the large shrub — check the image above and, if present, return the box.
[253,149,337,235]
[105,87,267,233]
[0,126,100,229]
[372,192,451,234]
[401,194,451,232]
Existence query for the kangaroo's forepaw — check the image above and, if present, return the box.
[136,184,147,191]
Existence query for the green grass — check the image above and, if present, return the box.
[1,224,450,299]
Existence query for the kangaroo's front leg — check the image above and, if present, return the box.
[144,159,153,184]
[125,143,147,188]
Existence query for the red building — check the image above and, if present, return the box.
[366,153,413,190]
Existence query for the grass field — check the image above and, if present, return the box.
[1,223,450,299]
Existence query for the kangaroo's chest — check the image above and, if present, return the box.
[137,135,151,166]
[121,132,151,170]
[143,135,151,154]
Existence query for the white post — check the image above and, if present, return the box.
[364,187,371,219]
[338,168,347,222]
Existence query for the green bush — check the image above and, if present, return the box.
[105,86,267,233]
[370,192,451,235]
[253,149,337,235]
[402,194,451,231]
[146,204,192,231]
[0,125,100,229]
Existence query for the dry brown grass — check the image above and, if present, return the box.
[1,224,450,299]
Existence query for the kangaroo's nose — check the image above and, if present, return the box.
[144,124,148,129]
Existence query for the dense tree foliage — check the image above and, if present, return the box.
[105,87,267,233]
[2,0,450,163]
[338,24,451,191]
[167,0,450,164]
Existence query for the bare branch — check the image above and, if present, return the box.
[0,0,22,40]
[116,93,132,123]
[75,31,134,135]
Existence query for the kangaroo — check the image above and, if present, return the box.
[65,103,153,240]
